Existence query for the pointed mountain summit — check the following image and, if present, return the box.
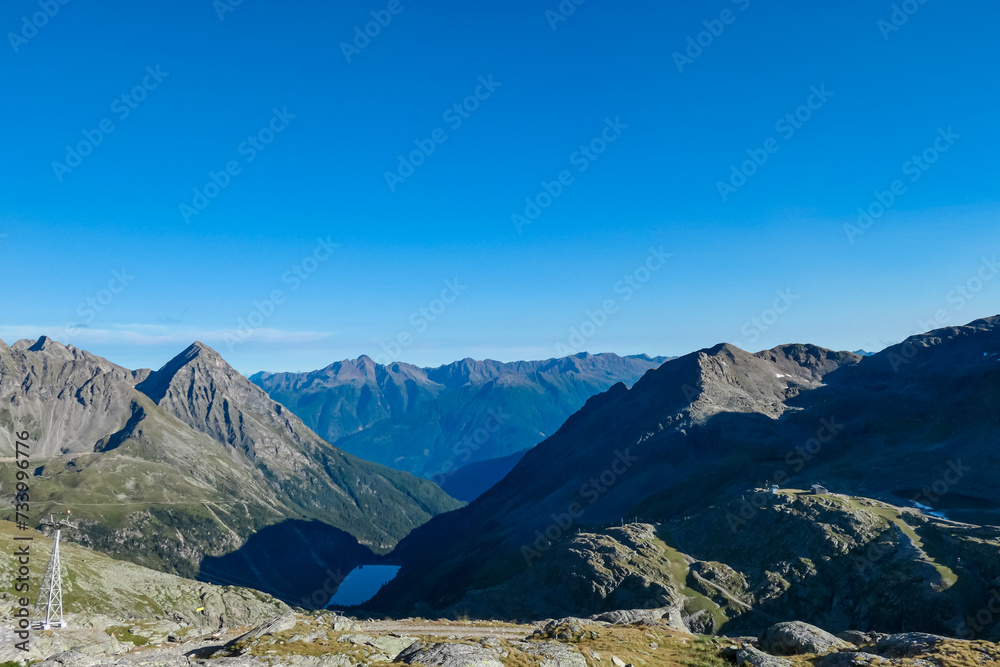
[137,340,290,449]
[136,340,461,546]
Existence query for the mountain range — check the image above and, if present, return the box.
[0,336,460,604]
[369,316,1000,638]
[250,353,668,499]
[5,316,1000,642]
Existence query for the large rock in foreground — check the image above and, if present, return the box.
[760,621,854,656]
[398,642,504,667]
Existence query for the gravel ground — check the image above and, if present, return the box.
[357,619,539,639]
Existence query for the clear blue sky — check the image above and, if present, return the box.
[2,0,998,374]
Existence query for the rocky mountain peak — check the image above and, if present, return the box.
[180,340,225,363]
[11,338,34,351]
[9,335,79,360]
[137,341,239,404]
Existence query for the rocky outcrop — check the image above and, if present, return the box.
[517,641,587,667]
[398,642,504,667]
[431,524,689,620]
[591,607,686,631]
[815,653,886,667]
[870,633,949,658]
[760,621,854,655]
[729,646,794,667]
[228,614,298,645]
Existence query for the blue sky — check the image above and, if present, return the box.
[2,0,998,374]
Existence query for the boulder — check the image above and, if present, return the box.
[590,607,687,631]
[817,652,889,667]
[760,621,854,656]
[272,656,353,667]
[871,633,949,658]
[331,615,359,632]
[836,631,882,646]
[533,619,601,642]
[521,641,587,667]
[731,646,794,667]
[232,614,298,643]
[398,642,503,667]
[371,635,419,659]
[198,659,270,667]
[288,627,327,644]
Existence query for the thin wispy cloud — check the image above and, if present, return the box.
[0,325,333,348]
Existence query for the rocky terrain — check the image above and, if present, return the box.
[251,353,668,498]
[9,607,999,667]
[0,339,460,603]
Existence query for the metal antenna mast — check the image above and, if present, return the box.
[33,511,77,630]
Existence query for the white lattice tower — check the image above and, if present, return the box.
[33,512,76,630]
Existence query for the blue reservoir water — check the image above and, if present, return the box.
[327,565,401,607]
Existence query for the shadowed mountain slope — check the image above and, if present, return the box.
[371,317,1000,636]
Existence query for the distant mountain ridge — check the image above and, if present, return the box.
[250,352,671,492]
